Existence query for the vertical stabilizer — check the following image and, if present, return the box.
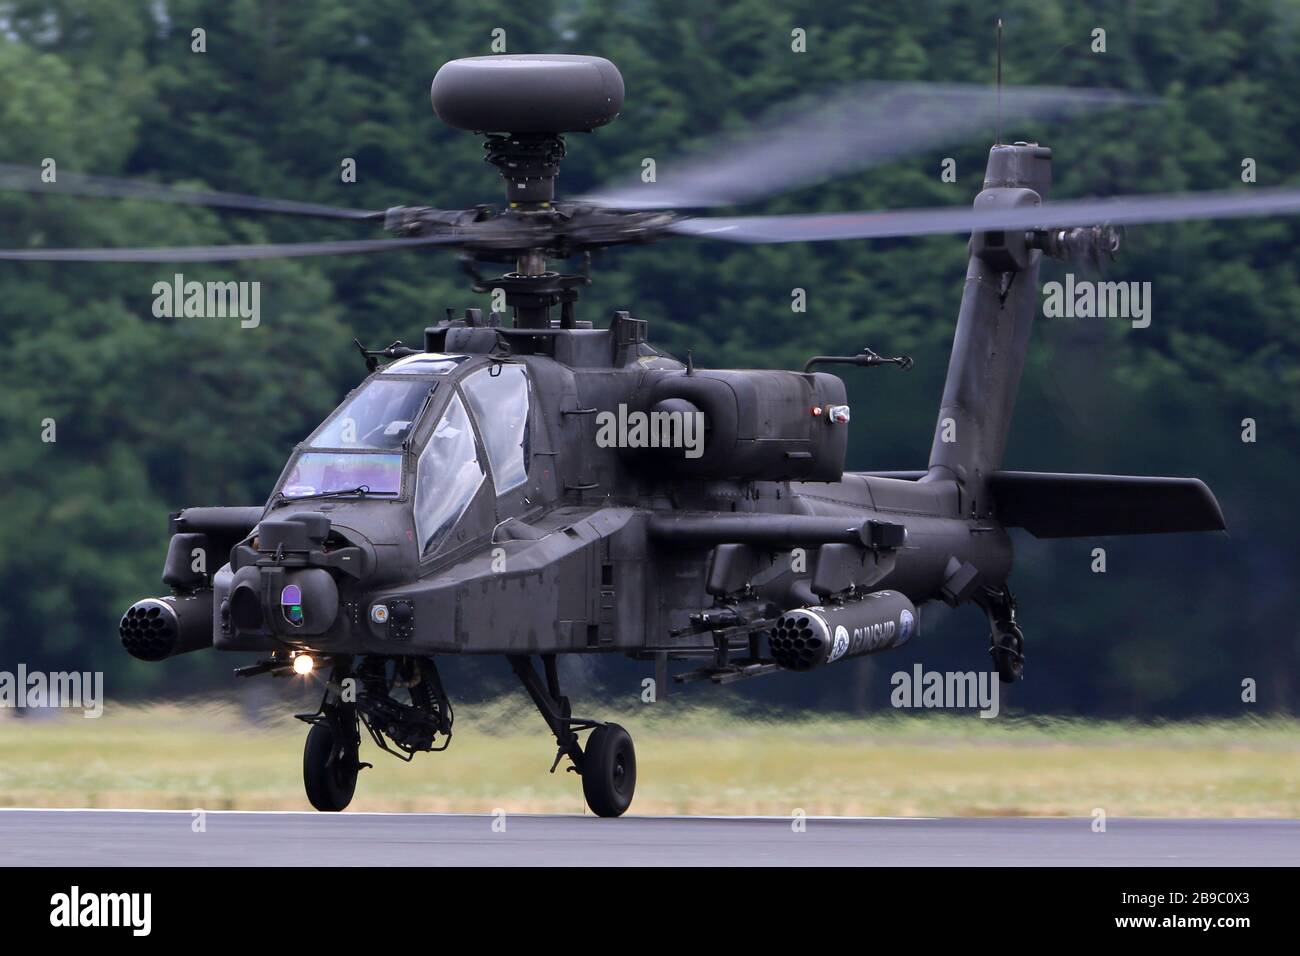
[925,143,1052,514]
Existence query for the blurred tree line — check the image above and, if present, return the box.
[0,0,1295,715]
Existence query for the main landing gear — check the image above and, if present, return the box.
[508,654,636,817]
[296,655,453,812]
[303,714,364,812]
[289,653,632,817]
[976,586,1025,684]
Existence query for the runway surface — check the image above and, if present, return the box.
[1,809,1296,865]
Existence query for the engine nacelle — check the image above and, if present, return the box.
[769,590,917,671]
[631,368,848,481]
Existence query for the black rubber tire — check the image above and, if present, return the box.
[581,723,636,818]
[991,626,1025,684]
[303,720,358,812]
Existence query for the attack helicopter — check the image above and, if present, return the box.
[12,51,1298,818]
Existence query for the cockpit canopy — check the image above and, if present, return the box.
[280,451,405,498]
[275,356,533,558]
[308,378,432,451]
[413,363,531,554]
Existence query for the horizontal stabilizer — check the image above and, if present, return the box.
[989,471,1226,538]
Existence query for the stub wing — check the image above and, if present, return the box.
[989,471,1226,538]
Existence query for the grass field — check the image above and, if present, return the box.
[1,700,1296,817]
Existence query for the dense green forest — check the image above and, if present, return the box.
[0,0,1296,715]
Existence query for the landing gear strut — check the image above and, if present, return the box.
[977,586,1025,684]
[300,657,367,811]
[508,654,636,817]
[297,654,452,811]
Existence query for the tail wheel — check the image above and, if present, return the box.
[303,720,359,812]
[581,722,636,818]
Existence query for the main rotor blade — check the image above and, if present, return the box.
[581,83,1150,211]
[669,186,1300,243]
[0,163,383,221]
[0,235,463,262]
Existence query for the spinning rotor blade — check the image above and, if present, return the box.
[581,83,1149,211]
[0,163,384,221]
[0,235,463,262]
[669,186,1300,243]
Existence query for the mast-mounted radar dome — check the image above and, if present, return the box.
[430,54,624,134]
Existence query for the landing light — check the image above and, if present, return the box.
[292,654,315,676]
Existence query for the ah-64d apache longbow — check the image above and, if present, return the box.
[8,53,1288,816]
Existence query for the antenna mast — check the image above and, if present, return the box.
[995,17,1003,145]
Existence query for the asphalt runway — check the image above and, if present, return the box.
[1,809,1296,865]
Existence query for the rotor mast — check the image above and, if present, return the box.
[482,133,567,328]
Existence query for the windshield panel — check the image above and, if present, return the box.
[462,365,531,494]
[310,379,433,450]
[383,353,471,375]
[414,393,485,554]
[279,453,403,498]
